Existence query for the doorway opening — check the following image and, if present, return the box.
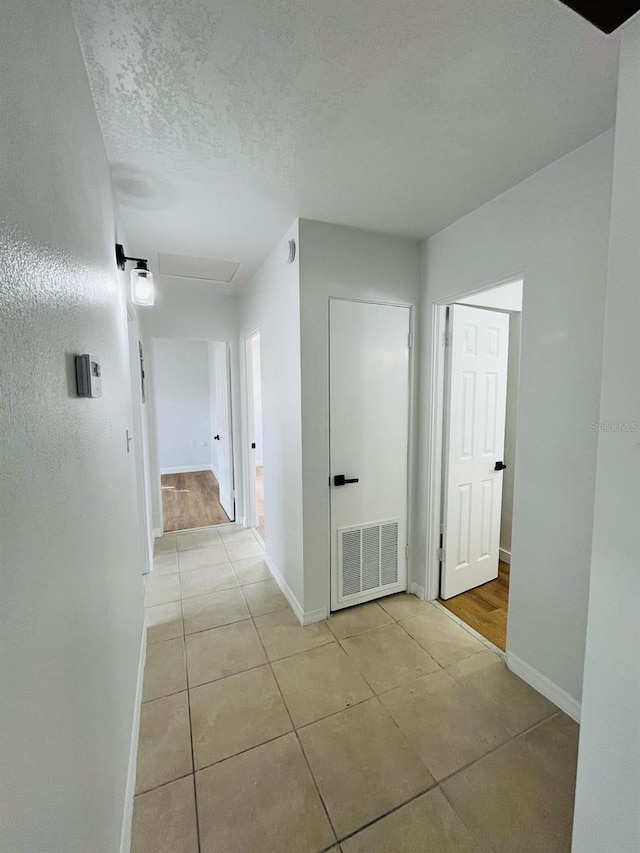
[152,337,235,533]
[431,279,522,651]
[244,330,265,542]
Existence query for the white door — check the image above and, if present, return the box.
[330,299,411,611]
[212,342,235,520]
[441,304,509,599]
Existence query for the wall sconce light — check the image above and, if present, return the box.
[115,243,155,306]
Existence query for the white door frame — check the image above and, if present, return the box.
[126,305,153,573]
[424,276,524,623]
[328,297,416,610]
[240,327,261,535]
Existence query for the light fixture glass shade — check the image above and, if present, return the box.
[131,267,154,306]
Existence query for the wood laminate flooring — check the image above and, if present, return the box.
[439,561,510,651]
[161,470,231,532]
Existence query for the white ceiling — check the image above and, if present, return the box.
[71,0,620,287]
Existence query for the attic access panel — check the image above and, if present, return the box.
[558,0,640,33]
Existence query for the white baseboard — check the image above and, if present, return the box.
[152,528,162,540]
[264,555,328,626]
[410,581,426,600]
[120,623,147,853]
[506,651,581,723]
[160,465,212,475]
[499,547,512,564]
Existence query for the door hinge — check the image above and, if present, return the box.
[405,544,410,562]
[442,331,451,347]
[407,332,413,349]
[437,547,446,561]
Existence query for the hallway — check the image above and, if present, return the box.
[135,528,578,853]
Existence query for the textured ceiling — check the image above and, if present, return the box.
[71,0,620,286]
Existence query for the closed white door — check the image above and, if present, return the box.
[441,304,509,599]
[329,299,411,610]
[212,343,235,520]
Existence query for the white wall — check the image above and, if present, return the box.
[251,335,264,466]
[418,130,614,706]
[238,221,304,605]
[0,0,145,850]
[298,220,421,618]
[138,281,240,532]
[572,20,640,852]
[154,338,212,473]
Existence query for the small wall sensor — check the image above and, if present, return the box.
[75,354,102,398]
[286,239,296,264]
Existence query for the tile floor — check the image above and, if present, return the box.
[132,527,579,853]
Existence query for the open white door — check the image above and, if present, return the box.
[441,304,509,599]
[330,299,411,611]
[212,342,235,520]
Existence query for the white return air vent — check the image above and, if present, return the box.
[338,519,400,601]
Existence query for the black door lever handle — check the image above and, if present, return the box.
[213,435,220,441]
[334,474,359,487]
[494,461,507,471]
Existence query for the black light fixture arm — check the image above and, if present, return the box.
[115,243,149,272]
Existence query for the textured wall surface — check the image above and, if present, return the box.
[0,1,145,850]
[70,0,620,284]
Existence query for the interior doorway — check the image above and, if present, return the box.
[152,337,235,533]
[434,280,522,651]
[244,330,265,542]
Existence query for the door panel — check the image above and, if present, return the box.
[329,300,411,610]
[212,342,235,520]
[441,304,509,599]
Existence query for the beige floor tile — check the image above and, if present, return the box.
[341,787,482,853]
[135,692,192,794]
[379,669,510,780]
[241,579,289,617]
[378,593,434,621]
[143,637,187,702]
[399,608,485,666]
[178,543,229,572]
[153,535,177,556]
[152,552,179,576]
[447,651,557,735]
[441,729,576,852]
[232,555,272,586]
[145,601,183,644]
[190,665,292,768]
[196,733,335,853]
[131,775,198,853]
[519,712,579,793]
[254,608,335,661]
[298,698,433,838]
[185,620,266,687]
[145,572,181,608]
[182,587,249,635]
[218,525,257,542]
[224,537,264,561]
[176,528,222,551]
[179,563,237,599]
[341,623,440,694]
[272,643,374,727]
[327,601,393,640]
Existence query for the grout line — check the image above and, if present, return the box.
[183,612,202,852]
[134,770,194,798]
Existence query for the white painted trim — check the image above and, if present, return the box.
[119,623,146,853]
[506,651,581,723]
[264,554,328,626]
[240,328,261,531]
[152,527,162,540]
[499,547,512,564]
[159,465,214,475]
[410,581,426,600]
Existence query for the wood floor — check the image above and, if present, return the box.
[255,465,265,540]
[439,561,510,651]
[161,470,231,532]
